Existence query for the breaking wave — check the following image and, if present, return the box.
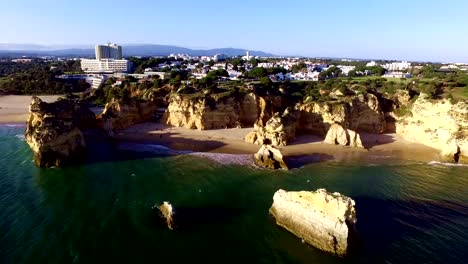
[118,142,253,166]
[428,161,468,167]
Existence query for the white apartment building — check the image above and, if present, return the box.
[366,61,377,67]
[382,61,411,71]
[81,59,130,73]
[81,43,130,73]
[95,43,122,60]
[213,53,228,62]
[337,65,356,75]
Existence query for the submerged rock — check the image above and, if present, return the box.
[25,96,95,167]
[269,189,357,256]
[254,144,288,170]
[324,123,364,148]
[158,201,174,230]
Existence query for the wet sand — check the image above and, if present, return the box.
[0,95,60,124]
[114,122,442,164]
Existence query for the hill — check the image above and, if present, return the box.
[0,44,275,57]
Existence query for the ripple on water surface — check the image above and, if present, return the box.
[0,125,467,264]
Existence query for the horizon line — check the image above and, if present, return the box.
[0,42,466,64]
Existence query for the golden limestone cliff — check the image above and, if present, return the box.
[395,95,468,163]
[245,107,299,147]
[247,93,385,147]
[298,93,386,136]
[270,189,357,256]
[98,98,159,135]
[25,96,95,167]
[162,93,259,130]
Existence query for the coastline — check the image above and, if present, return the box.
[0,95,443,164]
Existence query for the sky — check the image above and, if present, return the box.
[1,0,468,62]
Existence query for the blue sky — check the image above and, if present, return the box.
[1,0,468,62]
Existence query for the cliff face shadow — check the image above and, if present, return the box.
[358,133,395,149]
[287,132,396,150]
[284,153,334,169]
[287,134,323,146]
[81,132,227,165]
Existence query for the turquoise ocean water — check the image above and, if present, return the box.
[0,125,467,264]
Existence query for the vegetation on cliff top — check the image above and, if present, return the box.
[0,60,88,95]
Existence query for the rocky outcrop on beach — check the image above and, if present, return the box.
[25,96,95,167]
[254,144,288,170]
[245,107,299,147]
[324,123,364,148]
[162,93,258,130]
[269,189,357,256]
[254,95,284,128]
[98,98,159,134]
[395,95,468,163]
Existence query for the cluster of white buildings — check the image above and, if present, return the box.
[76,45,421,83]
[81,43,131,73]
[367,60,411,71]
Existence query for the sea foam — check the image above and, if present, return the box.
[117,142,253,166]
[428,161,468,167]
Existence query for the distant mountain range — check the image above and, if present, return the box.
[0,44,275,57]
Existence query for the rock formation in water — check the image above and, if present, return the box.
[98,98,159,134]
[162,93,258,130]
[246,107,299,147]
[324,123,364,148]
[158,201,174,230]
[25,96,96,167]
[254,144,289,170]
[269,189,357,256]
[395,94,468,163]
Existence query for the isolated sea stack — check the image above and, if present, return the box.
[158,201,174,230]
[254,143,289,170]
[270,189,357,256]
[25,96,95,167]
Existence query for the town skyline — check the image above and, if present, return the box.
[0,42,466,64]
[1,0,468,62]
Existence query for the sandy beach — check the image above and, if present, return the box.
[0,95,60,124]
[0,95,442,163]
[114,122,442,164]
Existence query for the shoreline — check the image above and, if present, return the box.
[0,120,446,165]
[112,122,443,165]
[0,94,444,165]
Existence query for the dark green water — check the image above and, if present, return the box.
[1,125,467,264]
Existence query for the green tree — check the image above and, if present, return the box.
[260,76,273,87]
[247,67,268,79]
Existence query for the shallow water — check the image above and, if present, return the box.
[1,125,467,264]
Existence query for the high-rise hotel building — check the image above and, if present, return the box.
[81,43,130,73]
